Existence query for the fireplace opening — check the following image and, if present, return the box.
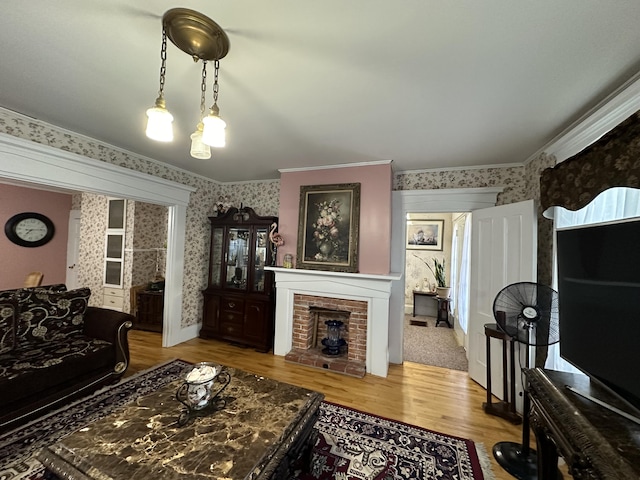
[321,319,346,356]
[285,295,367,377]
[309,306,350,357]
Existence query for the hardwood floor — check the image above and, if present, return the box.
[127,330,526,480]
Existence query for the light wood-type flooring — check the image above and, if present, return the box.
[127,330,536,480]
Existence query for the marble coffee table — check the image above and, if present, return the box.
[38,366,324,480]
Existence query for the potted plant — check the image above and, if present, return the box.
[432,258,451,298]
[413,255,450,298]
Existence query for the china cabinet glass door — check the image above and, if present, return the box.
[209,227,224,287]
[226,228,249,289]
[253,228,268,292]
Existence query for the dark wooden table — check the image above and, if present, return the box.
[135,290,164,332]
[38,367,324,480]
[412,291,451,328]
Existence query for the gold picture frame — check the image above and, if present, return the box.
[296,183,361,272]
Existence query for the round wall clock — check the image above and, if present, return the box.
[4,212,55,247]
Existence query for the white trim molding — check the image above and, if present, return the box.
[533,70,640,164]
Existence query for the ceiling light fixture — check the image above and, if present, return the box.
[190,61,211,159]
[145,8,230,157]
[201,60,227,148]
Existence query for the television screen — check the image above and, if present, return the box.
[556,218,640,412]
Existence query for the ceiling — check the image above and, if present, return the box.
[1,1,640,183]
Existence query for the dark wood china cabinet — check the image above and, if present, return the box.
[200,207,277,352]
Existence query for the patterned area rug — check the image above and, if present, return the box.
[295,402,493,480]
[0,359,493,480]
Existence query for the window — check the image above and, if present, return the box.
[547,187,640,373]
[104,198,126,287]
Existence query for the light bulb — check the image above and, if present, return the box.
[145,97,174,142]
[190,123,211,159]
[202,109,226,147]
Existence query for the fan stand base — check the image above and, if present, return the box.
[493,442,538,480]
[493,441,563,480]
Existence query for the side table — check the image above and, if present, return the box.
[135,290,164,332]
[412,290,437,317]
[482,323,521,424]
[435,297,452,328]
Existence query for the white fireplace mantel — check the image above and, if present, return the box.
[266,267,401,377]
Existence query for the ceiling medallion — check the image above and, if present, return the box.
[162,8,230,61]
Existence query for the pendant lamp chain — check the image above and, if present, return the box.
[212,60,220,108]
[158,30,168,100]
[145,28,173,142]
[200,60,207,119]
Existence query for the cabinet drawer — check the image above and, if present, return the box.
[220,322,242,337]
[103,294,124,310]
[103,287,124,297]
[220,311,243,325]
[221,298,244,313]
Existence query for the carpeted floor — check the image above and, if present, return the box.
[403,314,469,371]
[0,359,492,480]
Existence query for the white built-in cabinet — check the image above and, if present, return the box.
[103,198,126,310]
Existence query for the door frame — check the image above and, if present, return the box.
[0,132,195,347]
[389,187,503,364]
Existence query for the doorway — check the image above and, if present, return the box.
[402,211,468,370]
[388,187,503,366]
[0,134,193,348]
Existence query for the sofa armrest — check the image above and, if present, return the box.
[83,306,134,371]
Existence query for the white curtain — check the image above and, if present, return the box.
[545,187,640,372]
[450,221,460,313]
[456,215,472,333]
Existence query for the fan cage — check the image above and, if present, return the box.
[492,281,560,347]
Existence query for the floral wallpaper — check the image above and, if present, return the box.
[0,106,553,332]
[394,165,527,205]
[77,193,108,308]
[131,202,168,288]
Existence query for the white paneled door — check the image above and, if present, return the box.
[66,209,81,290]
[467,200,536,413]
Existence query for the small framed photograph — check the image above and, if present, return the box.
[406,219,444,251]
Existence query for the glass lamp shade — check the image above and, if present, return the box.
[146,106,174,142]
[202,113,226,147]
[190,124,212,159]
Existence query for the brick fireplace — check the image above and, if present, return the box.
[266,267,400,377]
[285,294,368,377]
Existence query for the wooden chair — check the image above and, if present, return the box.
[23,271,44,288]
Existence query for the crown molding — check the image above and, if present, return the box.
[278,159,393,174]
[529,70,640,165]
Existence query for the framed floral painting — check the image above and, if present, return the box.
[406,219,444,251]
[296,183,361,272]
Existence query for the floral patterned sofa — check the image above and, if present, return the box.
[0,284,133,432]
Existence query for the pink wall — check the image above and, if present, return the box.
[278,163,393,274]
[0,184,72,290]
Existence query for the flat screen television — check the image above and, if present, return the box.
[556,218,640,413]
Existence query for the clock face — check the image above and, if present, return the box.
[15,218,49,242]
[4,212,55,247]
